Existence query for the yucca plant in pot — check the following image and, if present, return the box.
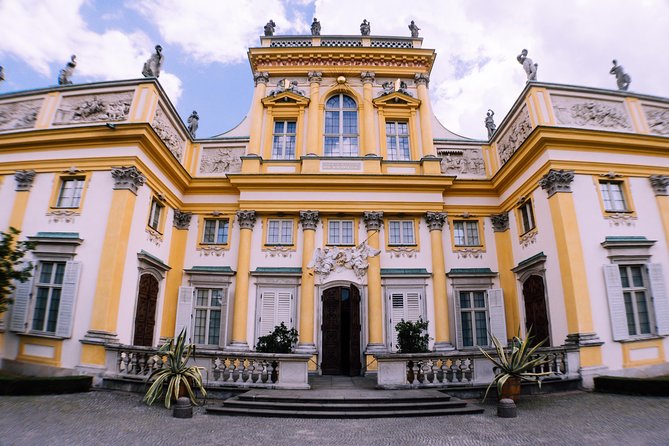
[144,328,207,408]
[478,328,552,402]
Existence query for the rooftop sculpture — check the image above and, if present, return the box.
[58,55,77,85]
[0,66,4,83]
[408,21,420,38]
[142,45,163,78]
[610,60,631,91]
[311,18,321,36]
[187,110,199,138]
[517,49,538,81]
[264,20,276,37]
[485,109,496,138]
[360,19,371,36]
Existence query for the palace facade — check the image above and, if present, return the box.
[1,32,669,388]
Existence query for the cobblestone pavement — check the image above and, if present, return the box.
[0,390,668,446]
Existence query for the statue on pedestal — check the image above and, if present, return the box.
[187,111,199,137]
[485,109,496,139]
[58,55,77,85]
[142,45,164,78]
[517,49,538,81]
[408,21,420,38]
[610,60,631,91]
[264,20,276,36]
[360,19,371,36]
[311,18,321,36]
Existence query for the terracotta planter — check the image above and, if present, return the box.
[500,376,521,402]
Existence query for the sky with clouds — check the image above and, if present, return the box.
[1,0,668,140]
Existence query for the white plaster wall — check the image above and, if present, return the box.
[0,175,13,230]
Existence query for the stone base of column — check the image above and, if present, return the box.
[565,332,604,347]
[364,343,387,354]
[81,330,119,346]
[579,365,609,389]
[433,341,455,352]
[294,343,317,354]
[226,341,250,352]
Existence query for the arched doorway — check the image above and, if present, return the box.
[522,274,551,345]
[321,284,362,376]
[133,274,160,346]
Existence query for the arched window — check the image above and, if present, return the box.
[324,94,359,156]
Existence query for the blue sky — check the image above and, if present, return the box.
[1,0,668,139]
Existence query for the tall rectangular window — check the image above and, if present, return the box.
[202,218,229,244]
[266,219,293,245]
[600,181,628,212]
[453,220,480,246]
[328,220,354,245]
[31,261,66,333]
[518,200,535,234]
[619,265,652,336]
[459,290,488,347]
[386,121,410,160]
[56,178,85,208]
[388,220,415,245]
[271,120,296,159]
[193,288,224,346]
[148,198,164,230]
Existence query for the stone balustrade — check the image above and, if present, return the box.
[105,344,311,390]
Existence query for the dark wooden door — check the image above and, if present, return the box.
[321,286,362,376]
[522,275,551,346]
[133,274,159,346]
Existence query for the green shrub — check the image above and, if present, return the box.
[255,322,298,353]
[395,318,430,353]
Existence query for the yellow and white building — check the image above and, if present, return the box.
[1,32,668,388]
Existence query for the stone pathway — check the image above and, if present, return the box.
[0,390,668,445]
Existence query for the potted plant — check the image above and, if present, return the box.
[144,328,207,408]
[479,329,552,402]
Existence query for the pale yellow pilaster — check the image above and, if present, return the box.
[361,72,376,156]
[229,210,256,350]
[247,72,270,156]
[650,176,669,245]
[492,213,521,336]
[363,212,384,352]
[425,212,452,350]
[8,170,36,230]
[414,74,435,157]
[296,211,319,352]
[306,72,322,155]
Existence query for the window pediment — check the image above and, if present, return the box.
[262,91,310,108]
[373,92,421,109]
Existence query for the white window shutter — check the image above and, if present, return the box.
[277,291,293,328]
[389,292,405,350]
[487,288,507,347]
[259,290,277,337]
[175,286,194,339]
[55,261,81,338]
[648,264,669,336]
[9,264,34,333]
[603,264,628,341]
[405,292,422,322]
[453,290,463,350]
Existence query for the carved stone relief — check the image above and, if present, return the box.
[264,246,293,258]
[643,105,669,136]
[497,107,532,165]
[197,246,227,257]
[456,248,484,259]
[553,96,632,131]
[0,99,42,131]
[437,148,485,176]
[519,230,537,248]
[46,209,79,223]
[145,227,163,246]
[308,244,381,279]
[605,213,636,227]
[53,92,132,125]
[388,246,417,258]
[199,147,244,174]
[152,106,185,162]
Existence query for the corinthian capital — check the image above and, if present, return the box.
[363,211,384,231]
[237,210,257,229]
[253,71,270,86]
[299,210,320,230]
[111,166,145,194]
[425,211,446,231]
[14,170,36,191]
[173,209,192,230]
[490,212,509,232]
[414,73,429,87]
[650,174,669,196]
[307,71,322,83]
[539,169,575,197]
[360,71,376,84]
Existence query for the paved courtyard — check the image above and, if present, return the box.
[0,389,668,446]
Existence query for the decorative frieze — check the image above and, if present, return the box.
[414,73,429,87]
[173,209,192,230]
[14,169,36,191]
[307,71,323,83]
[309,244,381,279]
[254,71,270,86]
[456,248,484,259]
[53,92,132,125]
[425,211,446,231]
[264,246,293,258]
[520,230,537,248]
[0,99,42,131]
[360,71,375,84]
[363,211,384,231]
[145,227,163,246]
[237,210,257,230]
[197,246,227,257]
[152,106,185,162]
[299,211,320,230]
[111,166,145,194]
[199,147,244,174]
[388,246,417,258]
[251,55,430,71]
[643,105,669,135]
[497,107,532,165]
[539,169,575,197]
[553,96,632,131]
[650,175,669,196]
[47,209,78,223]
[437,148,485,176]
[605,213,636,227]
[490,213,509,232]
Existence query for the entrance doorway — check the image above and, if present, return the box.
[321,285,362,376]
[133,274,159,346]
[522,274,551,345]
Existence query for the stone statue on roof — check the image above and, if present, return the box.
[485,109,496,139]
[187,110,199,137]
[408,21,420,38]
[142,45,164,78]
[58,55,77,85]
[517,48,537,81]
[311,18,321,36]
[610,60,631,91]
[0,66,4,83]
[264,20,276,36]
[360,19,371,36]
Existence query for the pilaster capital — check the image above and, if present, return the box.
[490,212,510,232]
[299,210,320,230]
[363,211,384,231]
[111,166,145,194]
[539,169,575,197]
[173,209,192,230]
[236,210,257,229]
[414,73,430,87]
[14,170,36,191]
[307,71,323,83]
[649,174,669,196]
[425,211,446,231]
[253,71,270,86]
[360,71,376,84]
[565,332,603,348]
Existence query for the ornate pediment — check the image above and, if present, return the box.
[261,91,310,107]
[372,91,420,109]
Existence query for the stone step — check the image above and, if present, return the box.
[220,396,468,412]
[235,393,453,405]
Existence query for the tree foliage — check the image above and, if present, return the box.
[395,318,430,353]
[255,322,299,353]
[0,227,34,313]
